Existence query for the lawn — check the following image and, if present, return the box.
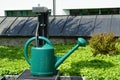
[0,44,120,80]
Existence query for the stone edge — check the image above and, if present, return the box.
[0,75,85,80]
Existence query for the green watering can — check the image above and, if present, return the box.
[24,36,86,76]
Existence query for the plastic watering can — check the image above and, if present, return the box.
[24,36,86,76]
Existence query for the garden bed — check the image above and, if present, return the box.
[0,75,84,80]
[0,45,120,80]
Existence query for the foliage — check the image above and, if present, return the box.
[58,46,120,80]
[0,44,74,76]
[0,46,29,76]
[54,44,75,56]
[89,32,119,56]
[0,59,28,76]
[0,44,120,80]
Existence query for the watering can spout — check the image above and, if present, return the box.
[55,38,86,69]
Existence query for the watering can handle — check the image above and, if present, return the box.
[24,36,53,65]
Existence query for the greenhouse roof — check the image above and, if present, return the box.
[0,15,120,37]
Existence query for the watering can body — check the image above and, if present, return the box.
[24,36,86,76]
[31,46,55,76]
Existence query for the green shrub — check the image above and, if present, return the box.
[89,32,119,56]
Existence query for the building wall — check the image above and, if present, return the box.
[0,37,77,46]
[0,0,120,16]
[0,37,29,46]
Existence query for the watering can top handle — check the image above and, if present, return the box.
[24,36,53,65]
[25,36,53,48]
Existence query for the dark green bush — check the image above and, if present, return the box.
[89,32,119,56]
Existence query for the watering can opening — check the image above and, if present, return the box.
[78,38,86,46]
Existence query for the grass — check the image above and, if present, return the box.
[58,45,120,80]
[0,45,120,80]
[0,46,29,76]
